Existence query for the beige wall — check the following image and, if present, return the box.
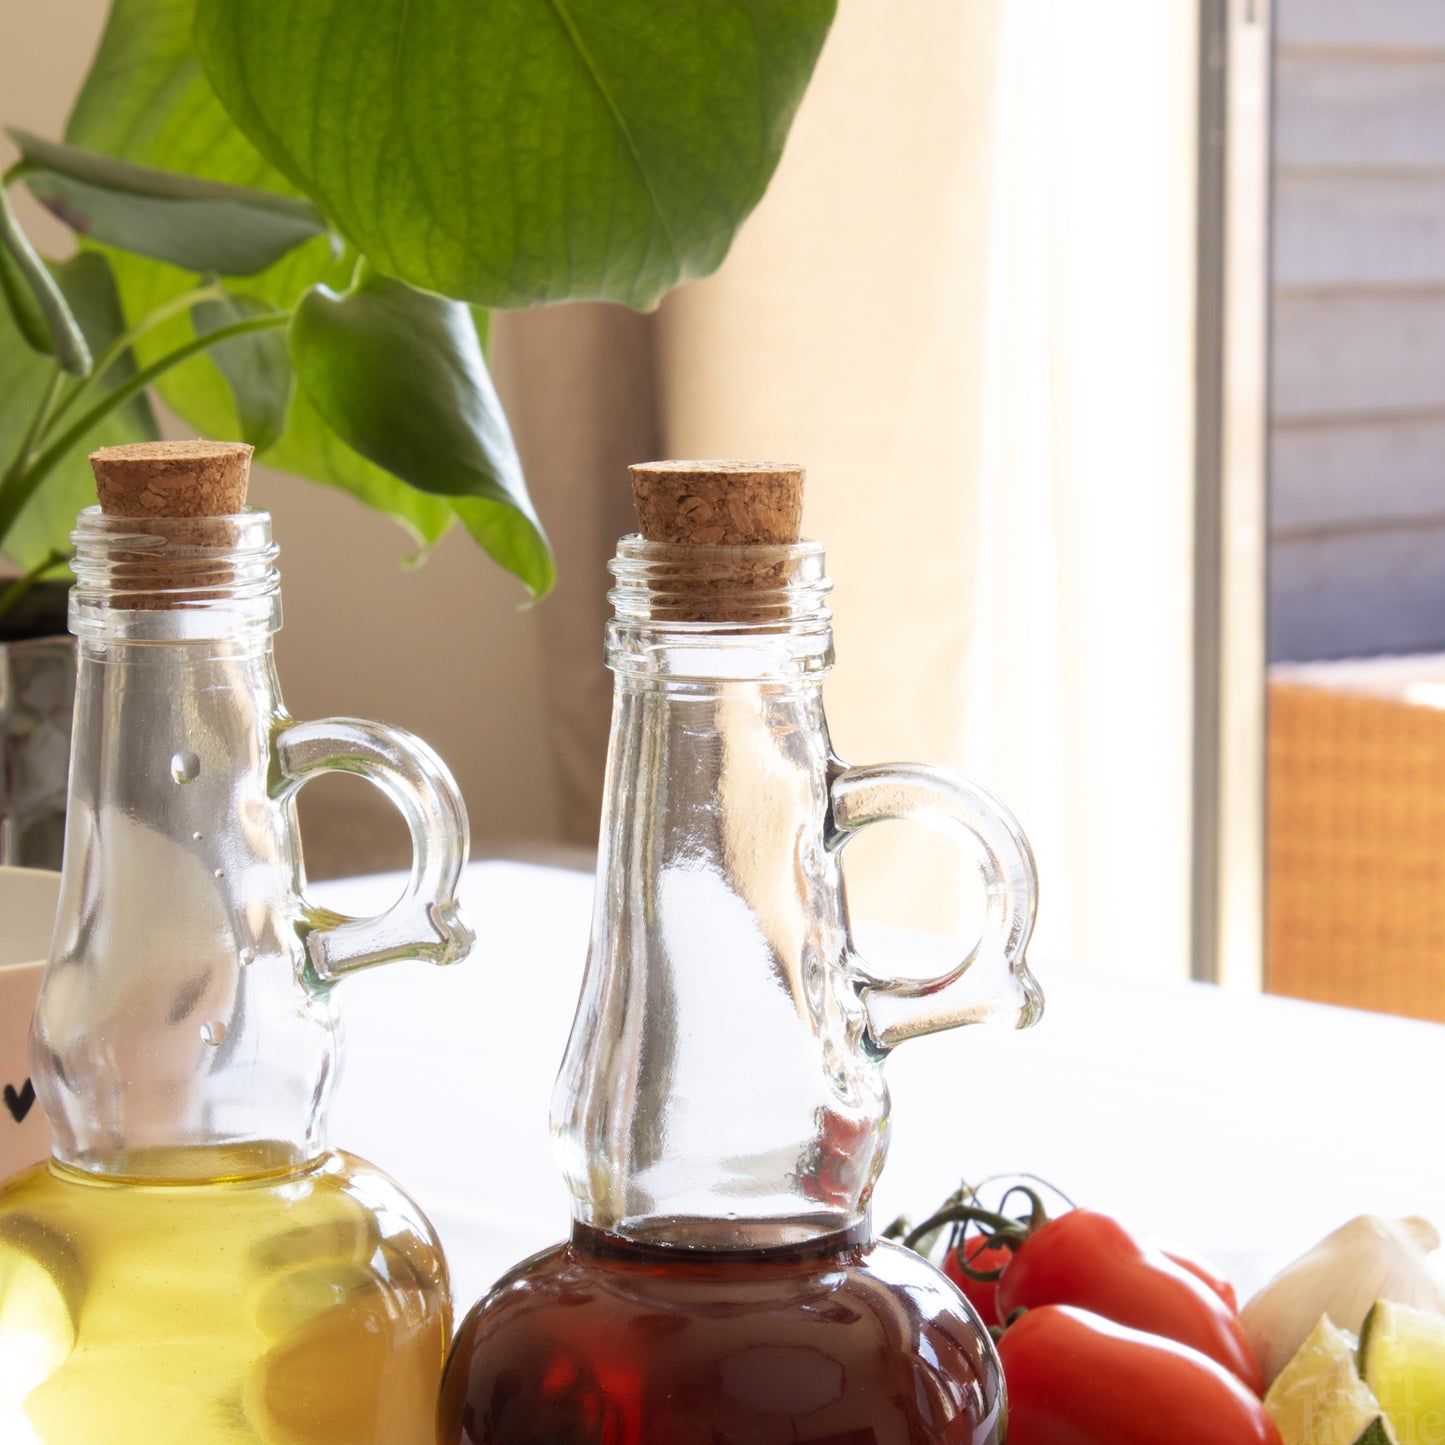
[1,1,565,875]
[1,1,108,254]
[659,0,1200,980]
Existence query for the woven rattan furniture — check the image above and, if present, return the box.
[1267,656,1445,1022]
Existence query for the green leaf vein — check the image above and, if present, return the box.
[542,0,682,274]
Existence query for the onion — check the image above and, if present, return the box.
[1243,1216,1445,1385]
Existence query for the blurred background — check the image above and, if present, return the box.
[6,1,1443,1016]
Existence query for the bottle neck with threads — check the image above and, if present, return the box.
[551,534,892,1249]
[32,505,333,1180]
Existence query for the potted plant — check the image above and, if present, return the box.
[0,0,837,862]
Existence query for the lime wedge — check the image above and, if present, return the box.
[1359,1300,1445,1445]
[1266,1314,1394,1445]
[1356,1424,1399,1445]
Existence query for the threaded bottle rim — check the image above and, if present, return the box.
[69,506,281,641]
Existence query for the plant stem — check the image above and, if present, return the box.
[10,365,67,475]
[0,548,69,628]
[44,280,229,433]
[0,310,289,544]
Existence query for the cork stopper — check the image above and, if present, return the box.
[90,440,252,518]
[87,441,254,608]
[629,460,803,546]
[624,460,810,624]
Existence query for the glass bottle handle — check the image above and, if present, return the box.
[829,761,1042,1051]
[275,717,475,981]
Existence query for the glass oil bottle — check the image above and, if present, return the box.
[0,441,474,1444]
[439,460,1043,1444]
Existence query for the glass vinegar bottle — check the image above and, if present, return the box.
[0,443,474,1445]
[439,462,1042,1445]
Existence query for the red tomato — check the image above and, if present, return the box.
[941,1233,1012,1327]
[997,1305,1282,1445]
[1161,1244,1241,1315]
[994,1209,1264,1394]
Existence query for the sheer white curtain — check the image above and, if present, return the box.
[658,1,1198,980]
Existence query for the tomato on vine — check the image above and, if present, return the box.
[904,1184,1263,1395]
[997,1306,1281,1445]
[940,1232,1012,1328]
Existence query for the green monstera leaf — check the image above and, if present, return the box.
[0,252,159,570]
[192,0,837,309]
[13,0,833,587]
[58,0,463,556]
[291,268,551,596]
[10,129,328,276]
[191,291,293,452]
[0,187,92,373]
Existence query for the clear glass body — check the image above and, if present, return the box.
[0,508,470,1444]
[440,538,1041,1444]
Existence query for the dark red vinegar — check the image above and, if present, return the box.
[438,1222,1004,1445]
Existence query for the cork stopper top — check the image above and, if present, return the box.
[83,441,256,611]
[89,440,252,518]
[629,460,803,546]
[620,460,815,626]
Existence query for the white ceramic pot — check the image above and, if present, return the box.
[0,865,60,1177]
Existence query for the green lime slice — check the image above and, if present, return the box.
[1355,1422,1399,1445]
[1266,1314,1393,1445]
[1359,1300,1445,1445]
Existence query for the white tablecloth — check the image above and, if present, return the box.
[316,860,1445,1315]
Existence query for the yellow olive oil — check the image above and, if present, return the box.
[0,1146,449,1445]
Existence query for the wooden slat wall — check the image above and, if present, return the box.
[1270,0,1445,660]
[1275,0,1445,54]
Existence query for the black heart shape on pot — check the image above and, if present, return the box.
[4,1078,36,1124]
